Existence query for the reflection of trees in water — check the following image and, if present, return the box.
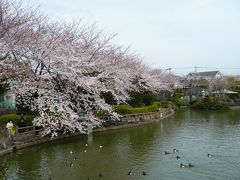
[1,122,172,179]
[174,110,187,123]
[127,123,160,151]
[127,117,179,153]
[226,109,240,125]
[0,162,7,179]
[189,109,240,127]
[0,153,39,179]
[11,149,43,179]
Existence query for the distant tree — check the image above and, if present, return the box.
[208,76,229,91]
[0,80,8,93]
[227,76,240,98]
[172,88,186,107]
[142,91,157,106]
[172,88,184,99]
[127,91,144,107]
[127,90,157,107]
[100,91,117,105]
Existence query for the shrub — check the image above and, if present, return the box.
[0,114,35,126]
[191,101,230,110]
[160,101,171,108]
[114,102,161,115]
[174,98,186,107]
[114,105,133,114]
[100,91,117,105]
[127,90,157,107]
[142,91,157,106]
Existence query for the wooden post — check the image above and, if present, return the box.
[15,126,18,136]
[87,123,93,134]
[33,126,36,137]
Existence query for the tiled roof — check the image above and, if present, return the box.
[187,71,220,77]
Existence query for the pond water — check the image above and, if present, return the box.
[1,108,240,180]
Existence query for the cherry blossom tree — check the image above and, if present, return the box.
[0,0,180,136]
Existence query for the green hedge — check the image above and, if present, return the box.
[114,102,161,115]
[160,100,172,108]
[191,101,230,110]
[0,114,35,126]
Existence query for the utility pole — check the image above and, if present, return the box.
[166,68,172,73]
[194,66,204,73]
[194,65,197,73]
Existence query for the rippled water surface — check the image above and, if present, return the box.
[1,108,240,180]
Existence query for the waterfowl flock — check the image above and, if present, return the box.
[49,144,215,179]
[163,148,215,170]
[171,148,195,168]
[64,143,150,179]
[63,144,149,180]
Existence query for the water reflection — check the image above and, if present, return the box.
[1,108,240,180]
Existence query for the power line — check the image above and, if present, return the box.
[163,67,240,70]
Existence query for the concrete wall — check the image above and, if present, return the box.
[0,91,16,109]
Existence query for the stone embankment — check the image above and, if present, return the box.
[0,108,174,157]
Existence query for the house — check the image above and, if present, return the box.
[0,90,16,109]
[236,75,240,80]
[184,71,223,102]
[187,71,221,80]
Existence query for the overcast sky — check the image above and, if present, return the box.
[21,0,240,75]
